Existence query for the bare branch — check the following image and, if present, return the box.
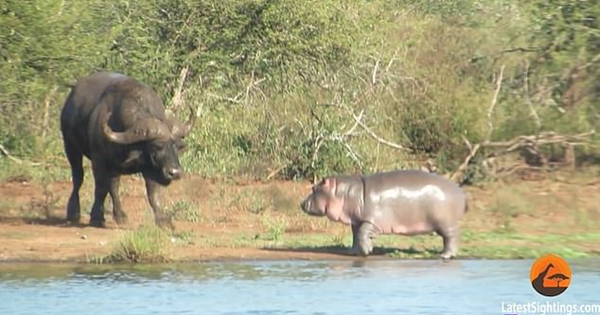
[470,47,540,63]
[524,63,541,130]
[486,64,505,140]
[352,113,412,152]
[448,136,481,183]
[0,144,41,166]
[208,92,244,104]
[42,85,59,143]
[371,57,380,85]
[170,65,189,111]
[446,64,504,183]
[385,49,399,74]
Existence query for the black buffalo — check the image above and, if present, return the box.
[60,72,196,228]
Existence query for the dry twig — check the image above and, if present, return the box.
[169,65,189,111]
[0,144,41,166]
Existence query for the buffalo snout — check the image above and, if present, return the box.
[165,166,183,180]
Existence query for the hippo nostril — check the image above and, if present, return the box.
[301,199,309,211]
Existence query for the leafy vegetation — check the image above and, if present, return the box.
[1,0,598,182]
[107,225,173,263]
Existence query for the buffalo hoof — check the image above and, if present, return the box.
[155,218,175,230]
[66,215,81,225]
[114,214,128,225]
[89,219,106,228]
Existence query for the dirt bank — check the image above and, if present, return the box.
[0,172,599,263]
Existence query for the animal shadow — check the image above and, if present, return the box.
[261,245,440,258]
[0,214,88,228]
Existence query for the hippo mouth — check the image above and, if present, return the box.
[300,199,326,217]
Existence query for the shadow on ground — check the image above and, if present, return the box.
[0,215,88,228]
[261,245,442,258]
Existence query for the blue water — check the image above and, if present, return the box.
[0,259,598,315]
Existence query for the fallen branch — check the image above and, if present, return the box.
[482,130,596,153]
[448,137,481,183]
[0,144,41,166]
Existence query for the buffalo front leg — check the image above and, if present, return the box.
[89,164,110,228]
[355,222,379,257]
[108,175,127,225]
[143,176,174,230]
[64,139,84,224]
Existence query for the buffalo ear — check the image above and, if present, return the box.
[123,150,143,167]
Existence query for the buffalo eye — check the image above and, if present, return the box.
[173,139,187,152]
[149,142,167,153]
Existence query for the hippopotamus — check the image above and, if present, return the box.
[299,169,469,259]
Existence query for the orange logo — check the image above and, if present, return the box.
[530,254,572,297]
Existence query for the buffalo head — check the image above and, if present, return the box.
[102,105,196,185]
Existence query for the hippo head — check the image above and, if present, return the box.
[300,177,344,217]
[103,106,196,185]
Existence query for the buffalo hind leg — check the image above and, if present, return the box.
[64,139,84,224]
[143,176,174,230]
[89,164,110,228]
[437,225,460,260]
[108,175,128,225]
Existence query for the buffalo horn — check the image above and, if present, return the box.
[103,111,171,144]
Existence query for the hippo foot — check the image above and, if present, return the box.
[113,213,128,225]
[155,217,175,230]
[347,246,362,256]
[351,241,372,257]
[439,251,455,260]
[89,218,106,228]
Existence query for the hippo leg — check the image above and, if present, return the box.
[349,224,361,255]
[355,222,379,256]
[437,225,460,259]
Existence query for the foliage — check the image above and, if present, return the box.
[108,225,173,263]
[1,0,598,181]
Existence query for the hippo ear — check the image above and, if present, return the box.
[320,177,335,191]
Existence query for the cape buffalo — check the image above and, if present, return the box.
[60,72,196,228]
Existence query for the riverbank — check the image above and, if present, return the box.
[0,170,599,264]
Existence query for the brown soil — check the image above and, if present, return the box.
[0,172,598,263]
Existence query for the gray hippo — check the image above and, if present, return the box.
[299,169,469,259]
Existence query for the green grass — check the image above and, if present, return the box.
[255,229,600,260]
[101,225,174,264]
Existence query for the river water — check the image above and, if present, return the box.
[0,259,598,315]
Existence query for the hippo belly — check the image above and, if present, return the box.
[364,180,459,236]
[371,202,438,235]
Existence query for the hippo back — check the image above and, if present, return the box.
[361,170,466,231]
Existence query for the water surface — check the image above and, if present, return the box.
[0,259,598,314]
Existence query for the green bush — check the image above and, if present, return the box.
[1,0,598,182]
